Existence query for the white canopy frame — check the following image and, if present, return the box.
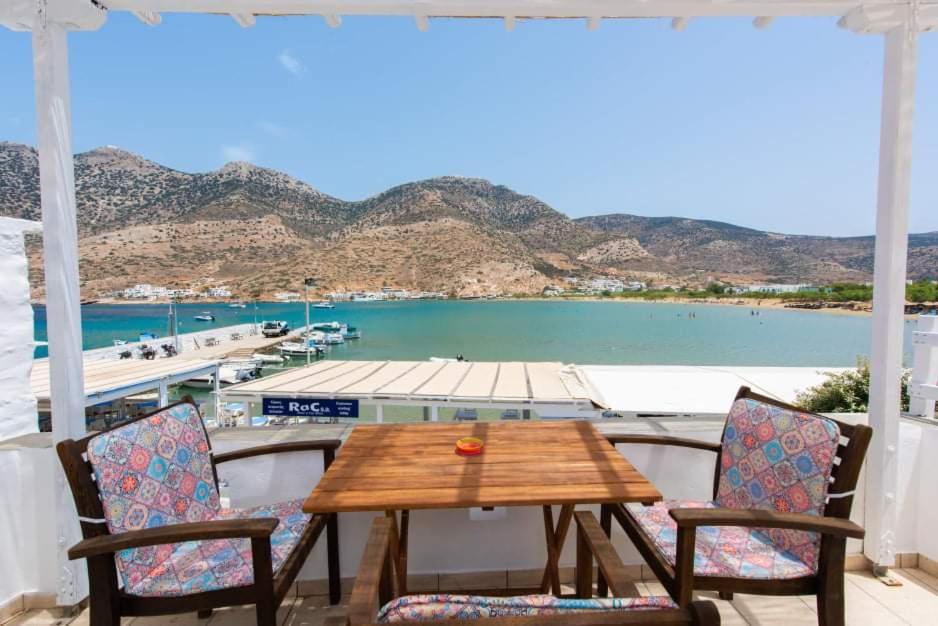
[2,0,933,604]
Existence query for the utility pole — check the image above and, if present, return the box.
[304,278,315,365]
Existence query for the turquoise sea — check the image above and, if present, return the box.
[33,300,916,366]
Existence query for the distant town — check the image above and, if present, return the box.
[107,278,839,303]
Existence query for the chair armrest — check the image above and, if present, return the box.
[669,507,865,539]
[213,440,342,464]
[67,518,279,560]
[347,517,394,626]
[574,511,637,598]
[605,434,721,454]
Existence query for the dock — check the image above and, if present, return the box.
[78,322,311,362]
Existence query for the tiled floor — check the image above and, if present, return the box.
[6,569,938,625]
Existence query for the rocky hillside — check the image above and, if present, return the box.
[1,141,935,299]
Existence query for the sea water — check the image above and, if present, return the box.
[32,300,915,366]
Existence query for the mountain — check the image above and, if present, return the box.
[1,141,935,299]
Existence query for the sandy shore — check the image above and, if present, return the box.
[512,295,886,317]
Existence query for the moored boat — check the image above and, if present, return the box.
[313,301,335,309]
[194,312,215,321]
[278,341,326,358]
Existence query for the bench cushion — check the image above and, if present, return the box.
[715,397,841,569]
[122,499,311,597]
[627,500,814,580]
[377,595,677,623]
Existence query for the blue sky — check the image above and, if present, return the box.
[1,13,936,236]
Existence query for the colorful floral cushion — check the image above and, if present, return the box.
[628,500,814,580]
[86,403,312,597]
[122,499,312,597]
[377,594,676,623]
[715,397,841,568]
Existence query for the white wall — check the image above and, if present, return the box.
[894,417,938,559]
[0,443,58,609]
[0,218,41,441]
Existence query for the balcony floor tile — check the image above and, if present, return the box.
[5,569,938,625]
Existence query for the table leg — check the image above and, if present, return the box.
[385,510,410,596]
[540,504,575,595]
[596,504,612,598]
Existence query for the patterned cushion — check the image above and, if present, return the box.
[628,500,814,580]
[715,397,841,569]
[122,500,312,597]
[87,403,222,586]
[86,403,312,597]
[377,594,676,623]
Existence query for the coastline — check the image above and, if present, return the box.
[33,295,933,320]
[510,295,884,317]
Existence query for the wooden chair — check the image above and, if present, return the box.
[601,386,871,626]
[328,512,721,625]
[56,397,342,626]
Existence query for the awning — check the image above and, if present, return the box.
[579,365,845,415]
[31,358,219,407]
[222,360,606,408]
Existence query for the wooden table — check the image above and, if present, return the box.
[303,421,661,596]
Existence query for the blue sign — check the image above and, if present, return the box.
[262,397,359,418]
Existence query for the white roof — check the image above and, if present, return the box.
[580,364,846,415]
[31,358,218,406]
[222,359,603,407]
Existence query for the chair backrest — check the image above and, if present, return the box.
[712,387,872,567]
[56,397,220,543]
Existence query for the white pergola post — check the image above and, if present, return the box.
[865,21,918,571]
[32,18,88,604]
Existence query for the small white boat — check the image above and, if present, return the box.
[229,302,246,308]
[278,341,326,358]
[322,332,345,345]
[194,312,215,322]
[252,352,285,364]
[311,321,341,332]
[184,361,259,389]
[313,301,335,309]
[345,326,362,339]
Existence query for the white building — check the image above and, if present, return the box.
[740,283,813,295]
[273,291,301,302]
[587,278,626,293]
[120,283,168,299]
[205,286,232,298]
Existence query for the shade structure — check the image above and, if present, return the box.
[30,357,219,407]
[221,359,606,409]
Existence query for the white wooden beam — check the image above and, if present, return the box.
[132,10,162,26]
[838,5,904,34]
[324,13,342,27]
[31,18,87,605]
[504,15,516,31]
[587,16,601,31]
[92,0,935,21]
[415,14,429,31]
[230,13,256,27]
[865,21,918,572]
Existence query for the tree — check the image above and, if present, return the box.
[705,282,725,295]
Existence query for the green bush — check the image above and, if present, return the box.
[795,359,910,413]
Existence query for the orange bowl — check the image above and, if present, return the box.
[456,437,484,455]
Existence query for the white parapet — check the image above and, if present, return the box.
[0,218,42,442]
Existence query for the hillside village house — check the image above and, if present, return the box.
[2,1,938,625]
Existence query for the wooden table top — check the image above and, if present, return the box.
[302,421,662,513]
